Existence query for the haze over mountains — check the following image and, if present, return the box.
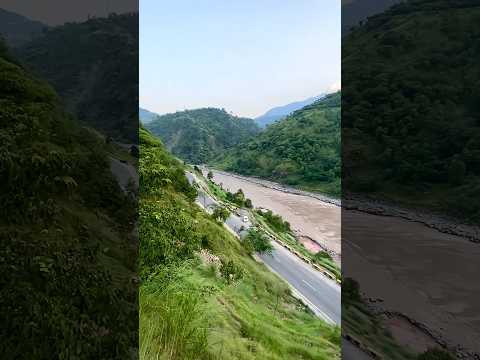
[0,8,47,47]
[255,94,325,128]
[139,107,159,124]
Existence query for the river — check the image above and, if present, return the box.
[205,168,480,358]
[205,168,341,264]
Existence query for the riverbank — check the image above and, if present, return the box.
[204,167,342,263]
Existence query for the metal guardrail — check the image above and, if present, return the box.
[254,216,341,283]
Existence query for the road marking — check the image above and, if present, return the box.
[302,279,318,292]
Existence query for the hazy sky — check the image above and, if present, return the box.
[0,0,137,25]
[140,0,340,118]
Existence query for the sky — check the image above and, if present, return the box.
[0,0,137,25]
[140,0,340,118]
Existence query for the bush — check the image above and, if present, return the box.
[244,229,273,255]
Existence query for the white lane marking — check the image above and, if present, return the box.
[302,279,318,292]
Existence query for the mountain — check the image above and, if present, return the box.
[343,0,480,220]
[342,0,400,34]
[215,92,341,196]
[15,13,138,142]
[139,106,159,124]
[145,108,261,164]
[255,95,324,128]
[139,127,340,358]
[0,8,47,47]
[0,40,136,357]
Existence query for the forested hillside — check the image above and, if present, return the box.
[215,92,341,196]
[139,128,339,359]
[15,13,138,142]
[0,41,137,358]
[145,107,260,164]
[343,0,480,221]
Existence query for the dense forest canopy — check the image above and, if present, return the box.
[0,41,137,357]
[145,107,260,164]
[15,13,138,142]
[343,0,480,221]
[214,92,341,196]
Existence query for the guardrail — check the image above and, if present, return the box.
[255,217,341,284]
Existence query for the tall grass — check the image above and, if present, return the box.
[140,286,211,360]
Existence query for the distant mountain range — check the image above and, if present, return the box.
[342,0,400,34]
[139,107,159,124]
[255,95,325,128]
[0,8,47,47]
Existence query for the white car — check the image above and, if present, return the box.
[243,216,249,223]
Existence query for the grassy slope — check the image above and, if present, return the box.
[139,128,340,360]
[145,108,260,164]
[214,92,341,197]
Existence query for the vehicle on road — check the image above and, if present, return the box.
[243,216,249,223]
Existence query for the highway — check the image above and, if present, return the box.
[186,171,341,326]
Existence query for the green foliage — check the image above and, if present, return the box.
[145,107,260,164]
[417,348,455,360]
[140,286,210,360]
[343,1,480,221]
[259,209,291,234]
[0,42,137,358]
[211,205,230,223]
[139,128,340,359]
[220,259,245,283]
[215,92,341,196]
[16,13,138,142]
[243,229,273,255]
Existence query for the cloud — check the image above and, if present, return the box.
[327,80,341,93]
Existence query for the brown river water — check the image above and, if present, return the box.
[207,169,480,357]
[208,169,341,262]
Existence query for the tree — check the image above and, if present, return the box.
[245,198,253,208]
[207,171,213,180]
[244,229,273,255]
[211,205,230,223]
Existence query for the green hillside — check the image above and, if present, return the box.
[145,107,260,164]
[15,13,138,142]
[343,0,480,221]
[214,92,341,196]
[139,128,340,359]
[0,41,137,357]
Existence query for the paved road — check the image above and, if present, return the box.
[186,171,341,326]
